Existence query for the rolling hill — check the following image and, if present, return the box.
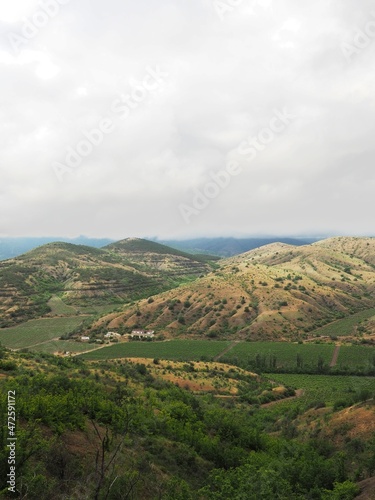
[0,239,215,327]
[91,237,375,340]
[104,238,219,272]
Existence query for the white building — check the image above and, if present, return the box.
[104,332,121,339]
[130,330,155,339]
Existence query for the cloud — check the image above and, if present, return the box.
[0,0,374,239]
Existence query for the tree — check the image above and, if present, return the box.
[296,354,303,369]
[322,481,359,500]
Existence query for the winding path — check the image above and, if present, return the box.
[213,341,240,361]
[330,345,340,367]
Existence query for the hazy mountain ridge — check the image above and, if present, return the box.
[0,236,321,261]
[157,236,321,257]
[94,237,375,340]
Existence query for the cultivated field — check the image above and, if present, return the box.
[337,345,375,369]
[221,342,335,369]
[28,339,98,355]
[79,340,232,361]
[0,317,84,349]
[311,308,375,337]
[47,296,78,316]
[78,340,340,369]
[265,373,375,406]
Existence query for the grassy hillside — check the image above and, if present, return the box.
[0,240,214,327]
[92,237,375,341]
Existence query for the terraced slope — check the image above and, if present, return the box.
[0,240,214,327]
[105,238,216,277]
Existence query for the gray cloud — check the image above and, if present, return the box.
[0,0,374,239]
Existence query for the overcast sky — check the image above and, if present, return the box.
[0,0,374,240]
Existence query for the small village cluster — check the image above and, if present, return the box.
[80,329,155,343]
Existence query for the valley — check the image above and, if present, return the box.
[0,236,374,499]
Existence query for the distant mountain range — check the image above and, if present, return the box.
[156,237,321,257]
[0,236,321,261]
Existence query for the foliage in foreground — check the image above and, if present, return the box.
[0,349,370,499]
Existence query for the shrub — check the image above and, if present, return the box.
[279,301,288,307]
[178,314,185,325]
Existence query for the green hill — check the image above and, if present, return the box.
[0,240,214,327]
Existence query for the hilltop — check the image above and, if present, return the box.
[105,238,218,270]
[92,237,375,340]
[0,239,215,327]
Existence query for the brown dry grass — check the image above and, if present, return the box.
[331,405,375,441]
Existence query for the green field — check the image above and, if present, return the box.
[28,339,99,354]
[337,345,375,369]
[222,342,335,369]
[266,373,375,405]
[79,340,231,361]
[47,296,78,315]
[311,308,375,337]
[0,317,85,349]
